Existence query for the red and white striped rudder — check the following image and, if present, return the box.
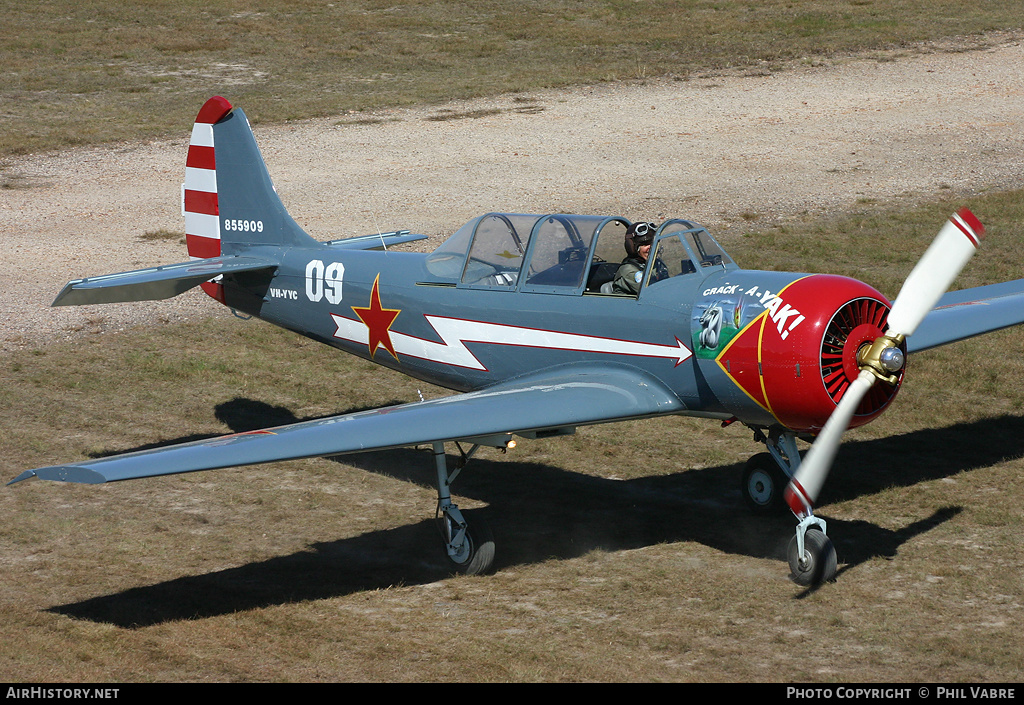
[184,96,233,302]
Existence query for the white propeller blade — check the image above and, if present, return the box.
[786,369,875,517]
[886,208,984,338]
[785,209,984,518]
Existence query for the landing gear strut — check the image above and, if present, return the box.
[432,441,495,575]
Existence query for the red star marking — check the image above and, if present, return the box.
[351,275,401,360]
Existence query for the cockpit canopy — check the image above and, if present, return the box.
[425,213,734,295]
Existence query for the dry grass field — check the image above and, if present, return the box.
[2,0,1022,157]
[2,0,1023,684]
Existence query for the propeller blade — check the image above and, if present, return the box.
[785,209,984,519]
[785,369,876,517]
[885,208,984,338]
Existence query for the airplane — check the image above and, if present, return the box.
[10,95,1024,586]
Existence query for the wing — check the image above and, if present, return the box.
[51,255,279,306]
[9,365,686,485]
[905,278,1024,353]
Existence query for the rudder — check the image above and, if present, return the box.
[184,96,317,301]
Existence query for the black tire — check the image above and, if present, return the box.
[788,527,838,586]
[441,517,495,576]
[742,453,788,513]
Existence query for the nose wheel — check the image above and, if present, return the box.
[787,522,837,586]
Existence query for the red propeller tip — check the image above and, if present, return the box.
[784,481,813,519]
[955,208,984,244]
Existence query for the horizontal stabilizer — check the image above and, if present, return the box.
[324,230,428,250]
[10,364,685,485]
[52,255,280,307]
[907,278,1024,352]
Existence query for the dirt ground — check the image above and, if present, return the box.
[2,33,1023,350]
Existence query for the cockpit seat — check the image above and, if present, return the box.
[586,261,619,293]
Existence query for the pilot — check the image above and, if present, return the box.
[613,221,657,295]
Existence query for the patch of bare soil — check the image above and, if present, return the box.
[2,33,1023,352]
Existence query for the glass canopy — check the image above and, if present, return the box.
[425,213,732,295]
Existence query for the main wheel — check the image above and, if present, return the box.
[742,453,788,513]
[440,516,495,576]
[788,527,838,586]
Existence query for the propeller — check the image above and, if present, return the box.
[785,209,985,518]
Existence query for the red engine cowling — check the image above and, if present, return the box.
[716,274,904,434]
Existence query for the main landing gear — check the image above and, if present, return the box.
[432,441,496,575]
[744,427,838,586]
[742,428,799,514]
[742,453,788,513]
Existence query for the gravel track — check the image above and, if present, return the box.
[2,33,1023,353]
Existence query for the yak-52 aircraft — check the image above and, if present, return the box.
[12,96,1024,585]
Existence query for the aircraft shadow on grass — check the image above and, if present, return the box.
[51,397,1023,628]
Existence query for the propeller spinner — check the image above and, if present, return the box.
[783,209,984,583]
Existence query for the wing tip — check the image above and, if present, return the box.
[9,466,108,485]
[7,470,38,486]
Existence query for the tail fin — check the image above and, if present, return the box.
[184,96,317,300]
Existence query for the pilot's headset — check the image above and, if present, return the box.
[625,221,658,258]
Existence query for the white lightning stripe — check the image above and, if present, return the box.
[331,314,692,370]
